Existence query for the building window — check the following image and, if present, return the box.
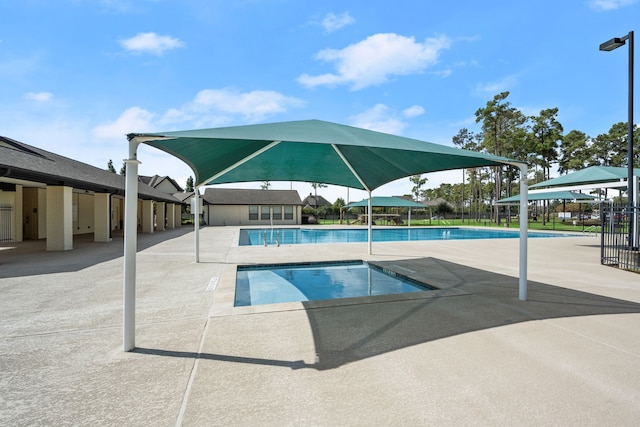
[284,206,293,220]
[249,206,258,220]
[273,205,282,220]
[261,206,270,220]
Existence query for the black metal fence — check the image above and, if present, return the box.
[601,204,640,272]
[0,204,13,242]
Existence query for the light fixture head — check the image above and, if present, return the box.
[599,37,627,51]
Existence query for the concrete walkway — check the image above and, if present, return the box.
[1,226,639,426]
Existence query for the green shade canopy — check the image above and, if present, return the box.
[122,120,531,352]
[530,166,640,189]
[345,196,425,208]
[129,119,522,191]
[497,191,599,204]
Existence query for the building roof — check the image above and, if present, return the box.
[201,188,302,205]
[139,175,184,193]
[497,191,600,204]
[345,196,425,208]
[0,136,184,203]
[530,165,640,189]
[301,193,332,207]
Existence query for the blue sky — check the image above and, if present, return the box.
[1,0,638,203]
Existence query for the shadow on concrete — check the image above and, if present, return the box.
[304,257,640,370]
[132,347,311,369]
[0,227,193,278]
[133,257,640,371]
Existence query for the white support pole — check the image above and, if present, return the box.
[123,140,140,351]
[194,187,200,263]
[368,191,372,255]
[518,163,528,301]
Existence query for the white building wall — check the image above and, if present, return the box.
[73,192,94,235]
[206,204,301,226]
[154,180,180,194]
[112,196,123,231]
[22,187,39,240]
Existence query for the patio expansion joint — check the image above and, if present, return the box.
[542,315,640,359]
[173,317,211,427]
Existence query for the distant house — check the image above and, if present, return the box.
[423,198,454,209]
[0,136,185,250]
[301,193,332,210]
[200,188,302,226]
[139,175,184,194]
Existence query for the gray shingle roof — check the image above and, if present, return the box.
[201,188,302,205]
[301,193,332,207]
[139,175,184,192]
[0,136,185,204]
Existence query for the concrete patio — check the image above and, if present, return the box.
[1,226,639,426]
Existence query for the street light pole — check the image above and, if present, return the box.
[600,30,635,248]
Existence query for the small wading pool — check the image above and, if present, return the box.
[235,260,436,307]
[239,227,570,246]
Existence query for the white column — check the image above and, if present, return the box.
[141,200,154,233]
[166,203,175,229]
[123,141,140,352]
[46,185,73,251]
[156,202,166,231]
[37,188,47,239]
[15,184,24,242]
[175,204,182,227]
[518,163,528,301]
[93,193,111,242]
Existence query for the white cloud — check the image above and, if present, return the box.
[588,0,637,11]
[402,105,425,118]
[161,88,305,125]
[24,92,53,102]
[321,12,355,33]
[119,32,184,56]
[93,106,155,140]
[473,74,519,97]
[298,33,451,90]
[349,104,407,135]
[93,88,304,144]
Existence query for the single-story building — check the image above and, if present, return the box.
[0,136,186,250]
[200,188,302,226]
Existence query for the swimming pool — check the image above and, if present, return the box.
[235,260,435,307]
[238,227,569,246]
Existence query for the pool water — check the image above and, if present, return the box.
[239,227,568,246]
[234,261,435,307]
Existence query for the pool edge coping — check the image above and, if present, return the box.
[209,258,469,318]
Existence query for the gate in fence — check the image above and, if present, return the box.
[601,204,640,272]
[0,204,13,242]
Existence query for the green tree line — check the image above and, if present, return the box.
[428,91,639,225]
